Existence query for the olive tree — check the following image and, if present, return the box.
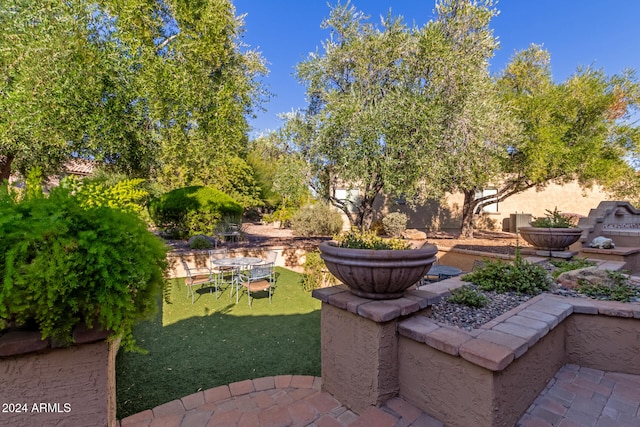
[289,0,505,230]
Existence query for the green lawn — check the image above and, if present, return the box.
[115,267,321,419]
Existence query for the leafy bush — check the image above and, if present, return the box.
[148,186,243,238]
[576,270,639,302]
[530,207,577,228]
[464,252,551,295]
[0,184,167,351]
[69,175,149,217]
[189,235,214,250]
[549,257,597,278]
[382,212,408,238]
[335,229,412,250]
[263,206,297,228]
[291,203,344,236]
[301,251,337,291]
[448,285,489,308]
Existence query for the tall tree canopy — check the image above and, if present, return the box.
[289,0,639,237]
[288,0,505,229]
[0,0,267,203]
[458,44,640,237]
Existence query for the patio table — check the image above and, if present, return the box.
[212,257,264,298]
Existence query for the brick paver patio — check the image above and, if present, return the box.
[118,367,640,427]
[518,364,640,427]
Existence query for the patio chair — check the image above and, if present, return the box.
[182,260,215,304]
[209,248,233,297]
[237,262,275,307]
[262,250,278,265]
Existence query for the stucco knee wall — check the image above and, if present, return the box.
[565,314,640,373]
[398,325,566,427]
[0,340,117,427]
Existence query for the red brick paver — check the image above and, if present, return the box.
[119,366,640,427]
[517,365,640,427]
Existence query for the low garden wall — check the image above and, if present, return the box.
[168,244,512,279]
[313,266,640,427]
[166,244,317,278]
[0,326,119,427]
[437,246,513,272]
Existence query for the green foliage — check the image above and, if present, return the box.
[576,270,639,302]
[69,176,149,217]
[272,154,310,208]
[148,186,243,238]
[291,203,344,237]
[0,184,167,351]
[474,43,640,238]
[448,285,489,308]
[464,253,551,295]
[24,167,45,200]
[288,1,504,229]
[382,212,408,238]
[301,251,337,292]
[0,0,267,192]
[189,236,214,250]
[549,257,597,278]
[530,207,577,228]
[263,207,298,228]
[335,229,412,250]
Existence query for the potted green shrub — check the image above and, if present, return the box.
[0,179,167,351]
[518,207,583,252]
[318,230,437,299]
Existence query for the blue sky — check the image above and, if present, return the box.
[232,1,640,137]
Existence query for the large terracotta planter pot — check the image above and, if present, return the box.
[318,241,438,299]
[518,226,583,251]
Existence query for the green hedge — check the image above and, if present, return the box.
[148,186,243,238]
[0,184,167,351]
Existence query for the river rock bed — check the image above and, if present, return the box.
[424,262,640,331]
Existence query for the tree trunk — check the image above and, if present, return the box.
[0,154,14,182]
[460,189,477,239]
[355,200,376,230]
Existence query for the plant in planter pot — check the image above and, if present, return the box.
[0,177,167,352]
[518,207,584,252]
[318,229,437,300]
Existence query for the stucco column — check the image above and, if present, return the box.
[312,285,434,413]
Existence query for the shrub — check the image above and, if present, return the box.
[382,212,408,238]
[576,270,639,302]
[301,251,337,291]
[335,229,412,250]
[0,184,167,351]
[530,207,577,228]
[291,203,344,236]
[189,235,214,250]
[448,285,489,308]
[549,258,597,278]
[263,206,297,228]
[464,252,551,295]
[148,186,243,238]
[68,175,150,217]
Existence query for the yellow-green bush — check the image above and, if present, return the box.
[0,184,167,351]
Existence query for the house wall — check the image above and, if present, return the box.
[373,181,612,233]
